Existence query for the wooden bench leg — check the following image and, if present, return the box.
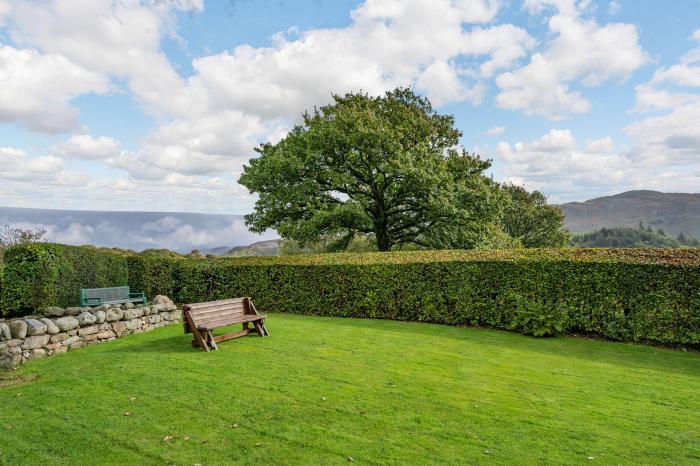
[253,320,269,337]
[206,330,219,351]
[186,311,210,353]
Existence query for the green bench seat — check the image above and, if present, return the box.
[79,286,147,307]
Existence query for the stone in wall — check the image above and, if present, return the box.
[0,296,181,369]
[9,320,27,339]
[25,319,48,336]
[55,316,79,332]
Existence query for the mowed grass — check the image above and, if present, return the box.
[1,314,699,465]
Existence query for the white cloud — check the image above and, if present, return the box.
[0,147,65,179]
[634,30,700,112]
[495,129,632,201]
[52,134,120,160]
[586,136,614,153]
[494,123,700,202]
[486,126,506,136]
[627,29,700,166]
[625,102,700,165]
[607,1,621,15]
[496,0,647,119]
[0,0,537,186]
[0,45,109,133]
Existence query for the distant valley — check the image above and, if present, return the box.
[2,190,699,255]
[560,190,700,237]
[0,206,277,254]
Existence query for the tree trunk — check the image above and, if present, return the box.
[375,225,390,251]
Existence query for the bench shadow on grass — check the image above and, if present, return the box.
[105,324,252,355]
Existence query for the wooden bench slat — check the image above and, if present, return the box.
[197,314,264,330]
[187,298,245,309]
[194,315,246,327]
[190,308,244,322]
[188,303,244,315]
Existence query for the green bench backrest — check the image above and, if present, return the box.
[83,286,130,302]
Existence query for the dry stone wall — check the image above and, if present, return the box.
[0,295,181,369]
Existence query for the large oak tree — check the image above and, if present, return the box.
[239,88,503,252]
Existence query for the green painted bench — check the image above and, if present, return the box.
[79,286,147,307]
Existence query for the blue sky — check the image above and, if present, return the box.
[1,0,699,214]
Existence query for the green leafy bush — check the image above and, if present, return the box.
[506,293,568,337]
[1,243,129,316]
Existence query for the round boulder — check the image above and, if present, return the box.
[39,318,60,335]
[104,308,124,322]
[66,307,88,316]
[55,316,80,332]
[94,310,106,324]
[42,306,66,317]
[0,322,11,341]
[25,319,48,336]
[9,320,28,339]
[77,312,98,326]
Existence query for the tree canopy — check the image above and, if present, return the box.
[500,184,569,247]
[240,88,504,251]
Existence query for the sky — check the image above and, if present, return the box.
[1,0,700,215]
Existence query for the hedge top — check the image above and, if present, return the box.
[5,243,700,267]
[209,247,700,267]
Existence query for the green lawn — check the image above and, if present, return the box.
[1,314,699,465]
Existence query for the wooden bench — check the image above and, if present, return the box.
[80,286,147,307]
[183,297,269,352]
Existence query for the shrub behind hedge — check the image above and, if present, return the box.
[1,243,129,316]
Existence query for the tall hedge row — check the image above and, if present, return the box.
[1,243,129,316]
[2,244,699,346]
[167,251,700,346]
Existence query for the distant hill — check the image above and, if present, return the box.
[0,206,277,253]
[225,239,281,257]
[560,191,700,237]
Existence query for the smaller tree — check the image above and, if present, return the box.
[0,224,48,247]
[500,184,569,247]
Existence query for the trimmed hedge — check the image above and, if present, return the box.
[1,243,129,316]
[2,244,699,346]
[168,250,700,346]
[126,255,180,301]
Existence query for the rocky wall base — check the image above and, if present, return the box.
[0,295,181,369]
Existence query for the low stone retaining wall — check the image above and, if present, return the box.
[0,295,181,369]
